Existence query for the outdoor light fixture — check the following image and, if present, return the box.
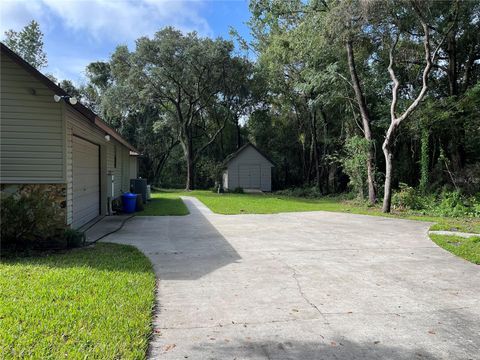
[53,94,78,105]
[104,134,111,141]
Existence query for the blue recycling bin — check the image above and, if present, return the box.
[122,192,137,214]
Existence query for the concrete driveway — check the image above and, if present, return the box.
[104,197,480,360]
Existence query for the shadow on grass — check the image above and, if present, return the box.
[0,243,153,274]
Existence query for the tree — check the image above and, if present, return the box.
[369,0,459,212]
[249,0,378,202]
[107,28,246,190]
[4,20,47,69]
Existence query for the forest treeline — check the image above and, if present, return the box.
[6,0,479,213]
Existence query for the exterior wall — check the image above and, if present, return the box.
[1,50,137,228]
[129,156,138,180]
[0,55,64,183]
[0,183,67,227]
[65,107,134,226]
[225,146,273,192]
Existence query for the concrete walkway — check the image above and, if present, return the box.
[429,230,480,238]
[101,197,480,360]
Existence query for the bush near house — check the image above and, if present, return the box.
[0,188,83,253]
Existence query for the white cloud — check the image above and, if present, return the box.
[0,0,213,83]
[0,1,48,34]
[1,0,212,42]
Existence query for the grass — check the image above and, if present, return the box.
[155,189,480,231]
[0,243,156,359]
[430,234,480,264]
[138,192,189,216]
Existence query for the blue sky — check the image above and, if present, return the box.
[1,0,252,84]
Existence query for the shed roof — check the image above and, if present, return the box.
[0,42,138,152]
[223,142,275,167]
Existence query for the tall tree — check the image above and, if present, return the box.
[249,0,378,201]
[108,28,244,190]
[369,0,459,212]
[4,20,47,69]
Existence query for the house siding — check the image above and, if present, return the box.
[0,55,64,183]
[226,146,273,192]
[1,46,137,228]
[65,106,133,225]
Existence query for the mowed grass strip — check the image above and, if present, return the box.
[430,234,480,264]
[156,190,480,232]
[0,243,155,359]
[157,189,480,263]
[138,192,189,216]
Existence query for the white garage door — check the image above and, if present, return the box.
[72,136,100,228]
[238,164,261,189]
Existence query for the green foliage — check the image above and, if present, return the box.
[74,0,480,199]
[392,185,480,217]
[0,243,155,359]
[338,136,371,199]
[419,128,430,194]
[0,189,62,252]
[3,20,47,69]
[232,187,245,194]
[392,183,426,211]
[434,191,480,218]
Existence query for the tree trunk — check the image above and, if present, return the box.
[311,111,321,191]
[446,31,458,96]
[346,40,376,204]
[236,119,242,149]
[182,135,195,191]
[382,144,394,213]
[382,121,398,213]
[185,156,194,191]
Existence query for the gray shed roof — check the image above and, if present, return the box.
[223,142,275,167]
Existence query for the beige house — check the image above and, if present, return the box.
[222,143,274,192]
[0,43,138,229]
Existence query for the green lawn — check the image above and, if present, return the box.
[430,234,480,264]
[155,189,480,232]
[138,192,189,216]
[0,243,155,359]
[153,189,480,263]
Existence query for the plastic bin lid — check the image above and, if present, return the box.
[122,192,137,198]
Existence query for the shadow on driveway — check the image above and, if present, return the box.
[102,208,241,280]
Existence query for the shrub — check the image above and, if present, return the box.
[391,185,479,217]
[338,136,372,199]
[391,183,424,210]
[232,187,244,194]
[275,186,322,199]
[0,189,63,252]
[433,191,478,217]
[62,229,85,248]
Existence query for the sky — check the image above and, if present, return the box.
[0,0,252,84]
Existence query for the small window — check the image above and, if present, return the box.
[114,145,117,168]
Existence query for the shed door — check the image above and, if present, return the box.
[238,164,261,189]
[72,136,100,228]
